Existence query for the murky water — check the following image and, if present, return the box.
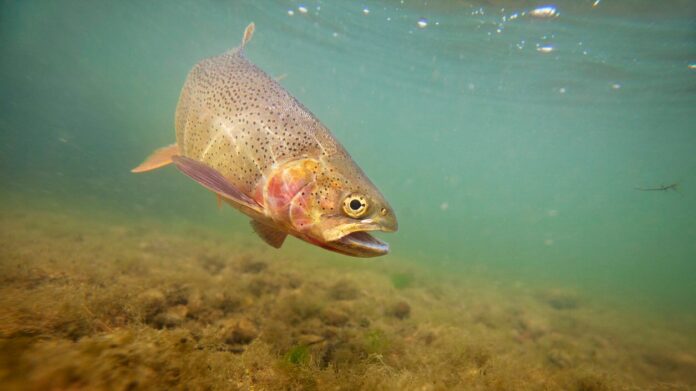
[1,1,695,389]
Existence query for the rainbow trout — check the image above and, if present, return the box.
[132,23,397,257]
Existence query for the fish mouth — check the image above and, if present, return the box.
[327,231,389,258]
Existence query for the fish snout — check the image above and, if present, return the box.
[375,210,398,233]
[380,213,399,232]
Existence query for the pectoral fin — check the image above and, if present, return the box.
[131,144,179,173]
[171,156,262,213]
[250,220,287,249]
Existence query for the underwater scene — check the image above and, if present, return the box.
[1,0,695,389]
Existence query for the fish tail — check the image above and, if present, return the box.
[242,22,255,48]
[131,144,179,173]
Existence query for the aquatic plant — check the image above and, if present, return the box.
[284,345,310,365]
[364,329,389,355]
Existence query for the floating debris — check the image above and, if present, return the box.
[297,5,308,14]
[362,7,370,15]
[417,18,428,28]
[537,45,554,53]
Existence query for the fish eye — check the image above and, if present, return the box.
[343,194,368,218]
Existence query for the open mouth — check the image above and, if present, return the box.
[329,231,389,258]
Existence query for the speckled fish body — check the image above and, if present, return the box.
[133,24,397,257]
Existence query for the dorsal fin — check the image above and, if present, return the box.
[241,22,255,48]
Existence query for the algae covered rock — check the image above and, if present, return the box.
[152,305,188,329]
[137,288,166,320]
[222,317,258,345]
[386,301,411,320]
[239,257,267,274]
[538,288,580,310]
[328,280,359,301]
[321,308,349,327]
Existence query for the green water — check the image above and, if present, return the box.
[1,0,695,314]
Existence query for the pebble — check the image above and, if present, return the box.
[387,301,411,319]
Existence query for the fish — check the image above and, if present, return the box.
[132,23,397,257]
[634,183,680,192]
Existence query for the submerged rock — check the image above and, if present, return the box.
[387,301,411,319]
[298,334,325,346]
[247,277,280,297]
[321,308,349,326]
[152,305,188,329]
[239,258,267,274]
[138,289,166,319]
[547,348,573,368]
[223,318,258,345]
[513,312,549,342]
[198,254,226,275]
[328,280,359,301]
[539,289,579,310]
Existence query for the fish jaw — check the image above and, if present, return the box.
[328,231,390,257]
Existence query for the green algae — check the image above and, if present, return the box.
[0,204,695,390]
[284,345,311,365]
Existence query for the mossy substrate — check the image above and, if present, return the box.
[1,205,694,390]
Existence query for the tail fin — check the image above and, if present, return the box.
[241,23,255,48]
[131,144,179,173]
